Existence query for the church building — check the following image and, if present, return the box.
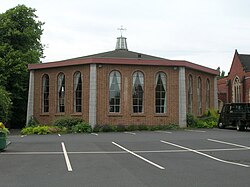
[218,50,250,109]
[27,35,219,128]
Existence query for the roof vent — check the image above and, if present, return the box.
[115,36,128,50]
[115,26,128,50]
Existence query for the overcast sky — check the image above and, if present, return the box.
[1,0,250,73]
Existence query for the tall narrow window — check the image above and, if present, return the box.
[155,72,167,113]
[233,77,241,103]
[132,71,144,113]
[206,79,210,110]
[109,71,121,113]
[197,77,202,115]
[57,73,65,112]
[42,74,49,113]
[188,75,193,113]
[74,72,82,112]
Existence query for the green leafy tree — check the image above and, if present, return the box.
[0,86,12,123]
[0,5,44,128]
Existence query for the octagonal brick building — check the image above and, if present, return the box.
[27,36,219,128]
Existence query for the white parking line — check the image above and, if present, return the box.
[208,139,250,149]
[124,132,136,135]
[112,142,165,170]
[155,131,172,134]
[160,140,250,168]
[185,129,206,133]
[61,142,73,172]
[1,147,248,155]
[91,133,98,136]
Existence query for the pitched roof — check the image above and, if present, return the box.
[28,49,219,75]
[238,53,250,71]
[76,49,166,60]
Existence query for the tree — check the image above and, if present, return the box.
[217,67,226,79]
[0,5,44,128]
[0,86,12,123]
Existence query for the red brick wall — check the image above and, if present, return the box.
[33,65,90,124]
[185,68,216,116]
[96,64,179,126]
[32,64,216,126]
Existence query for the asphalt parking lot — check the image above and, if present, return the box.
[1,128,250,187]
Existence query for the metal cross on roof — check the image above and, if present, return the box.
[118,26,126,37]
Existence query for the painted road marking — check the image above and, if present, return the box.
[124,132,136,135]
[161,140,250,168]
[112,142,165,170]
[1,147,248,155]
[91,133,98,136]
[185,129,206,133]
[208,139,250,149]
[155,131,172,134]
[21,135,27,138]
[61,142,73,172]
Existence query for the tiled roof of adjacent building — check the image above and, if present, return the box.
[238,53,250,71]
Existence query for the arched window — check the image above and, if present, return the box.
[188,75,193,113]
[197,77,202,115]
[233,77,241,103]
[57,73,65,112]
[42,74,49,113]
[155,72,167,113]
[74,72,82,112]
[206,79,210,110]
[109,71,121,113]
[132,71,144,113]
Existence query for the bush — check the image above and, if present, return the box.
[48,126,67,134]
[21,125,68,135]
[26,116,39,127]
[71,122,92,133]
[33,126,50,135]
[187,109,219,128]
[21,127,34,135]
[137,124,149,131]
[149,124,179,131]
[101,124,117,132]
[116,124,127,132]
[53,117,83,130]
[126,125,138,131]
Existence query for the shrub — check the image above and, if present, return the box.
[48,126,67,134]
[21,127,34,135]
[93,124,117,132]
[32,126,50,135]
[137,124,149,131]
[101,124,117,132]
[149,124,179,131]
[93,125,101,132]
[116,124,127,132]
[71,122,92,133]
[186,109,219,128]
[26,116,39,127]
[126,125,138,131]
[53,117,83,130]
[21,125,68,135]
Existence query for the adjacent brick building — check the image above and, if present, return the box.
[27,36,219,128]
[218,50,250,110]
